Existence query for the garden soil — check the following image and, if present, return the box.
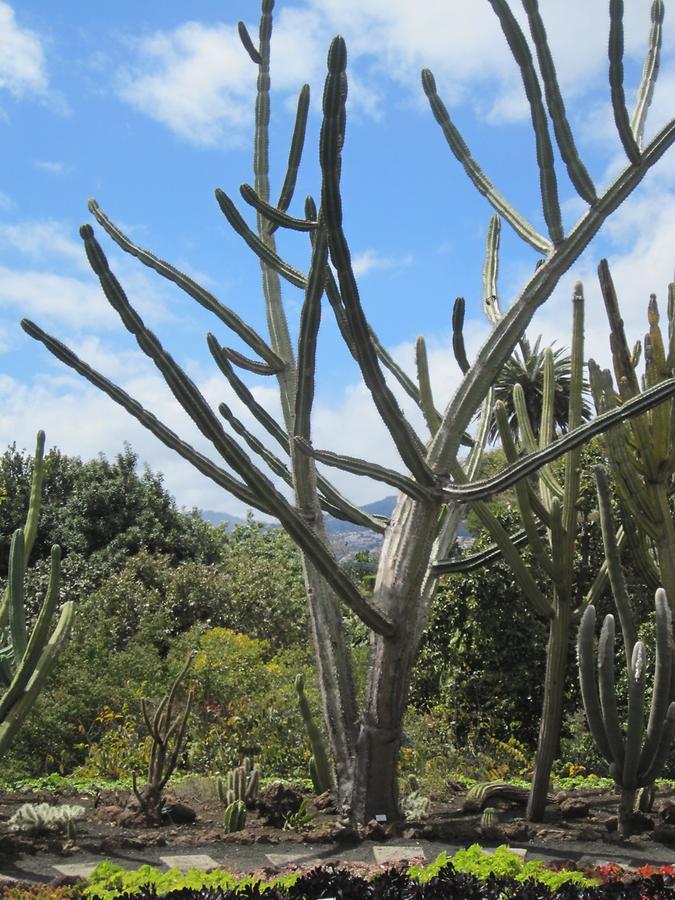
[0,779,673,886]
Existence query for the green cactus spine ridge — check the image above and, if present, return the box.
[295,673,334,794]
[223,799,247,833]
[480,806,499,829]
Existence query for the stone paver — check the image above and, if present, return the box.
[372,845,426,864]
[159,853,220,872]
[52,862,103,879]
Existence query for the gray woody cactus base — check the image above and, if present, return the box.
[20,0,675,823]
[0,432,74,759]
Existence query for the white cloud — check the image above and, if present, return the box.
[0,220,84,267]
[0,190,12,210]
[351,249,412,278]
[0,267,118,331]
[0,2,48,98]
[34,160,68,175]
[114,0,675,155]
[530,186,675,378]
[118,21,256,146]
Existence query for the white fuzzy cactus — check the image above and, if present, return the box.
[9,802,86,839]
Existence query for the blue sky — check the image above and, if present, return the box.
[1,0,674,516]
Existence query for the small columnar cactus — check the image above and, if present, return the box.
[218,757,261,809]
[295,673,334,794]
[578,589,675,837]
[480,807,499,829]
[223,799,247,833]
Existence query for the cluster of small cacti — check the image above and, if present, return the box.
[218,757,260,833]
[578,588,675,837]
[401,789,431,821]
[0,431,74,760]
[294,674,333,794]
[9,802,85,839]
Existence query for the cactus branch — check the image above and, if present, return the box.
[609,0,641,164]
[422,68,552,254]
[521,0,597,205]
[415,336,442,435]
[452,298,471,374]
[215,189,308,289]
[294,438,431,502]
[270,83,311,232]
[594,465,637,664]
[319,39,435,487]
[217,346,285,375]
[240,183,317,232]
[631,1,664,149]
[432,526,537,574]
[482,215,502,322]
[87,199,283,370]
[488,0,563,243]
[238,21,262,65]
[21,321,269,513]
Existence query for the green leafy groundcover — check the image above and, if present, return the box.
[62,846,673,899]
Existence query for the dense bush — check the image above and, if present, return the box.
[0,443,223,572]
[180,627,315,777]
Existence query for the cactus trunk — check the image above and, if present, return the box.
[527,596,570,821]
[350,495,440,821]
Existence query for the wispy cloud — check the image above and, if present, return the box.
[34,160,69,175]
[351,249,413,278]
[114,1,674,146]
[0,220,84,266]
[0,190,12,211]
[0,2,48,98]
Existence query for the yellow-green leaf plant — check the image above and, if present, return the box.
[21,0,675,823]
[0,432,74,758]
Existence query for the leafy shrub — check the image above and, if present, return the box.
[174,627,318,778]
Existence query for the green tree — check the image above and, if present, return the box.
[0,443,223,575]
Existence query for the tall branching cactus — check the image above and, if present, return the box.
[0,432,74,758]
[19,0,675,822]
[578,473,675,842]
[440,286,619,819]
[589,264,675,612]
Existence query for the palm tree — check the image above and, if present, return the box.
[487,336,591,444]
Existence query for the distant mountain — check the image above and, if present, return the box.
[199,509,261,528]
[322,495,396,534]
[201,497,469,541]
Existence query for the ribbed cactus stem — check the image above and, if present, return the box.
[577,589,675,836]
[295,673,334,793]
[223,799,247,833]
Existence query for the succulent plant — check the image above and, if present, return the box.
[0,431,74,760]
